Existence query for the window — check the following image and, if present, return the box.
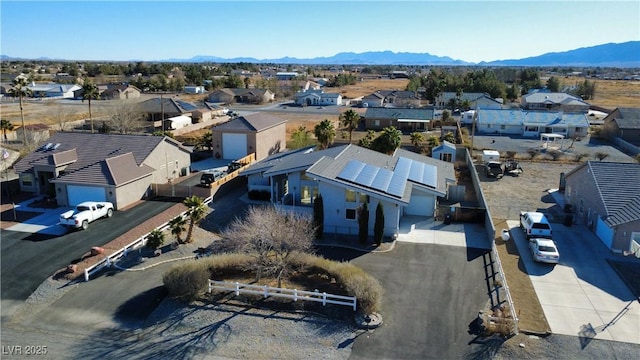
[500,125,506,130]
[359,193,368,204]
[301,185,318,205]
[345,208,357,219]
[345,189,356,202]
[21,174,34,187]
[374,120,380,126]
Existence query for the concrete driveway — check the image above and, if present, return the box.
[6,204,71,235]
[398,216,492,249]
[507,220,640,344]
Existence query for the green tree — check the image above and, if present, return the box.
[374,202,384,246]
[371,126,402,154]
[81,78,100,133]
[197,131,213,151]
[410,131,425,153]
[358,202,369,245]
[339,109,361,144]
[442,131,456,144]
[169,215,187,244]
[1,120,14,141]
[183,196,207,243]
[546,76,561,92]
[289,126,315,149]
[441,110,452,123]
[313,194,324,239]
[314,119,336,150]
[358,130,376,148]
[146,229,165,250]
[8,77,33,143]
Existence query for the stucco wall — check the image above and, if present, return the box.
[254,124,286,161]
[145,139,191,183]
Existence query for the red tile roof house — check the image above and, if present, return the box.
[13,132,191,210]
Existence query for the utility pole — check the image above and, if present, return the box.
[160,93,165,132]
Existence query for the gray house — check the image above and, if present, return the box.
[476,109,590,137]
[603,107,640,145]
[564,161,640,253]
[521,92,590,113]
[14,132,191,210]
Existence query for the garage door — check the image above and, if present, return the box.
[596,217,614,249]
[222,133,247,160]
[67,185,106,206]
[405,191,435,216]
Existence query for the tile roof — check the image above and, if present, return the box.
[14,133,186,186]
[364,107,434,120]
[614,107,640,129]
[138,97,200,114]
[567,161,640,227]
[212,113,286,132]
[245,144,453,205]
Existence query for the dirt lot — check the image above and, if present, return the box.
[479,161,576,333]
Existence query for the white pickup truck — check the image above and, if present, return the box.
[59,201,114,230]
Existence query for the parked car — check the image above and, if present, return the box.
[200,170,224,186]
[485,161,504,178]
[59,201,114,230]
[227,161,243,173]
[520,211,553,239]
[529,238,560,264]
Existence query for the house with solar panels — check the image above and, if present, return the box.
[476,109,589,137]
[241,144,456,238]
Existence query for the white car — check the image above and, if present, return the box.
[529,238,560,264]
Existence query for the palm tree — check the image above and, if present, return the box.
[314,119,336,149]
[339,109,361,144]
[168,215,187,243]
[146,229,165,250]
[82,79,100,133]
[8,77,32,144]
[410,132,425,153]
[1,120,14,142]
[183,196,207,243]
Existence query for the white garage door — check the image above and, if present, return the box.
[67,185,106,206]
[596,217,614,249]
[222,133,247,160]
[405,192,435,216]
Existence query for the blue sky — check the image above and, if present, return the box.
[1,1,639,63]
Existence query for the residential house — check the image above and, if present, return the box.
[276,72,299,80]
[211,112,286,161]
[435,92,503,110]
[431,141,457,163]
[27,82,81,99]
[476,109,589,137]
[564,161,640,253]
[363,107,435,132]
[192,102,228,123]
[241,144,456,237]
[138,97,200,122]
[362,90,421,108]
[602,107,640,145]
[521,92,590,113]
[98,84,141,100]
[295,89,342,106]
[184,86,205,94]
[207,88,274,105]
[13,132,191,210]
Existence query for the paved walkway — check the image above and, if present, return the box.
[397,216,491,249]
[6,197,70,235]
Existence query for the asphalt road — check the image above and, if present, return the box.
[0,199,177,303]
[318,243,492,359]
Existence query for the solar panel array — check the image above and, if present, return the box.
[337,157,437,198]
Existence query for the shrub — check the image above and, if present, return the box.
[146,229,165,250]
[574,153,589,162]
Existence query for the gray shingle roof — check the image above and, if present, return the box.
[14,133,185,186]
[569,161,640,227]
[212,113,286,132]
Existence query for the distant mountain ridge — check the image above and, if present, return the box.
[2,41,638,67]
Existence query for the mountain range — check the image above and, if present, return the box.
[2,41,639,67]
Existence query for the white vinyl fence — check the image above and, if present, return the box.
[83,195,213,281]
[208,280,357,311]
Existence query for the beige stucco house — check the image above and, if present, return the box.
[14,132,191,210]
[211,113,286,161]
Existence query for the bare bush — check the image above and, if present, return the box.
[110,99,145,134]
[163,260,210,300]
[222,205,315,287]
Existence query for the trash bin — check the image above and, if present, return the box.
[501,229,510,241]
[564,215,573,227]
[444,213,452,225]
